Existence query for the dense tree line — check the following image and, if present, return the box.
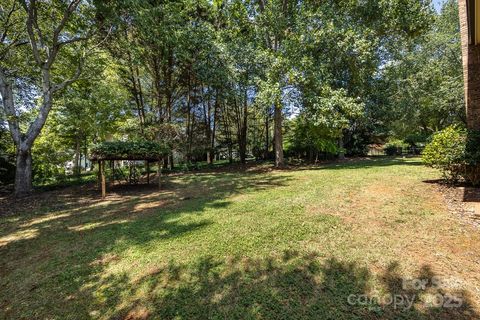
[0,0,465,195]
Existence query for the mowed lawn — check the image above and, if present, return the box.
[1,158,479,320]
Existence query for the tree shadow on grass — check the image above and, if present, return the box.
[1,160,478,319]
[0,171,293,318]
[87,251,479,320]
[289,157,424,172]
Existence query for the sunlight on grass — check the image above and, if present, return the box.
[1,158,479,319]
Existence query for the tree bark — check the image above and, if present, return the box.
[74,134,81,175]
[210,90,219,164]
[100,161,106,199]
[264,110,270,160]
[202,87,214,164]
[274,101,284,167]
[0,0,85,197]
[14,149,33,197]
[338,135,345,160]
[239,87,248,164]
[157,159,162,190]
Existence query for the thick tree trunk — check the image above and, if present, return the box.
[239,140,247,164]
[15,149,33,197]
[274,102,284,167]
[1,1,85,197]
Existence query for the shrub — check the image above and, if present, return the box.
[423,126,480,185]
[91,141,169,160]
[464,130,480,186]
[384,140,408,156]
[423,126,466,182]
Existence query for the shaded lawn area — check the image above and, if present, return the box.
[1,158,479,319]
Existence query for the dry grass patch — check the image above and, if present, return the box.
[1,157,479,319]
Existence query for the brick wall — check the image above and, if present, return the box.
[459,0,480,130]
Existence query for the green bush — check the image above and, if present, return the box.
[91,141,169,160]
[384,140,408,156]
[422,126,480,185]
[464,130,480,186]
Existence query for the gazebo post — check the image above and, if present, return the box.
[110,160,114,187]
[128,161,132,184]
[100,160,106,199]
[97,160,101,189]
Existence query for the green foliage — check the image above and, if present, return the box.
[384,139,409,156]
[91,141,170,160]
[0,128,15,185]
[379,0,464,140]
[1,158,474,319]
[423,127,480,185]
[464,131,480,186]
[32,129,71,184]
[0,0,452,186]
[285,116,339,161]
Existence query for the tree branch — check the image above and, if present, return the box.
[0,68,21,146]
[46,0,82,68]
[18,0,42,65]
[0,1,19,43]
[51,59,83,93]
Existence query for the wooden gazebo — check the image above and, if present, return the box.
[90,141,169,198]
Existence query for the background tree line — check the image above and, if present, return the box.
[0,0,464,195]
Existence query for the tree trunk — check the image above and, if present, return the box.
[239,142,247,164]
[308,147,314,163]
[264,110,270,160]
[84,135,88,170]
[274,102,284,167]
[0,1,85,197]
[210,91,219,165]
[100,161,106,198]
[228,145,233,164]
[338,136,345,160]
[74,135,81,176]
[169,154,174,170]
[203,88,213,165]
[239,88,248,164]
[15,149,33,197]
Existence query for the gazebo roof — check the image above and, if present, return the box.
[90,141,169,161]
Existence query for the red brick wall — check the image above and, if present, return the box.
[459,0,480,130]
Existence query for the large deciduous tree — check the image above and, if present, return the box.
[0,0,94,196]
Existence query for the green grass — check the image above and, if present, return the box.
[1,157,479,319]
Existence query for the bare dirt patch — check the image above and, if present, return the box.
[429,182,480,228]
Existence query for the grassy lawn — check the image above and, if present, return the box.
[1,157,479,319]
